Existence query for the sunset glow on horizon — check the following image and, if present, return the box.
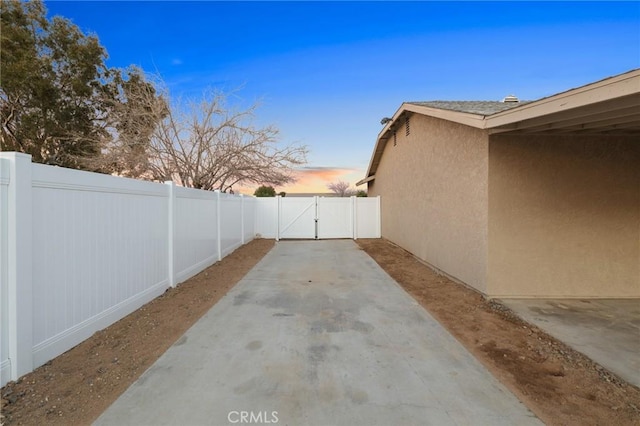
[237,167,366,196]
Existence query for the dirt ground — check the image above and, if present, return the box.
[2,238,639,425]
[1,239,275,426]
[356,239,640,426]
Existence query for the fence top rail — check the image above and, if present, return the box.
[174,185,255,201]
[174,185,218,200]
[30,162,168,197]
[0,159,9,186]
[219,191,251,199]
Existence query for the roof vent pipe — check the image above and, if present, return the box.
[502,95,519,103]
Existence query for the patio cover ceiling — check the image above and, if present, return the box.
[486,70,640,135]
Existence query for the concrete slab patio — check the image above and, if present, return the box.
[500,299,640,388]
[95,240,541,426]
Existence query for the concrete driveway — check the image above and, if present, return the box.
[96,240,540,426]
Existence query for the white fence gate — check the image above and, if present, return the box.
[279,197,317,239]
[317,197,353,239]
[255,196,381,240]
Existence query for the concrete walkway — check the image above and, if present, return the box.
[501,298,640,388]
[96,240,541,426]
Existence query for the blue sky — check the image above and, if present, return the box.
[45,1,639,193]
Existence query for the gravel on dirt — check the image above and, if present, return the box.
[1,239,275,426]
[356,238,640,426]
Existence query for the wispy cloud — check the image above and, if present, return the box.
[235,166,365,195]
[171,58,183,66]
[280,167,363,194]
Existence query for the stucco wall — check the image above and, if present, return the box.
[369,114,489,292]
[488,135,640,298]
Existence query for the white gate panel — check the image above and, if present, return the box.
[355,197,381,238]
[317,197,352,239]
[278,197,316,239]
[255,198,278,238]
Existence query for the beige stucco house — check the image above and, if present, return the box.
[358,70,640,298]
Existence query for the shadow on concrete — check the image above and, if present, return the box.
[500,299,640,388]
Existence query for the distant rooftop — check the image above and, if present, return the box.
[408,100,530,116]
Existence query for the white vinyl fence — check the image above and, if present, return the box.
[0,152,381,386]
[0,153,256,386]
[254,196,381,240]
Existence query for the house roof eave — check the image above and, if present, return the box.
[358,69,640,185]
[487,69,640,133]
[356,174,375,186]
[361,103,487,182]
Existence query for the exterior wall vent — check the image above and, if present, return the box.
[502,95,519,103]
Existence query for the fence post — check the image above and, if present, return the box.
[165,181,176,288]
[275,195,281,241]
[313,196,319,240]
[215,190,222,260]
[240,194,245,245]
[376,196,382,238]
[351,196,357,240]
[1,153,34,380]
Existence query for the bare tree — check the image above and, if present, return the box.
[84,69,168,178]
[142,89,307,192]
[327,180,355,197]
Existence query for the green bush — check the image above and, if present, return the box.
[254,185,276,197]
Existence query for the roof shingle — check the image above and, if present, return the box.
[408,100,529,116]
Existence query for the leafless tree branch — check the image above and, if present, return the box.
[139,88,308,191]
[327,180,355,197]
